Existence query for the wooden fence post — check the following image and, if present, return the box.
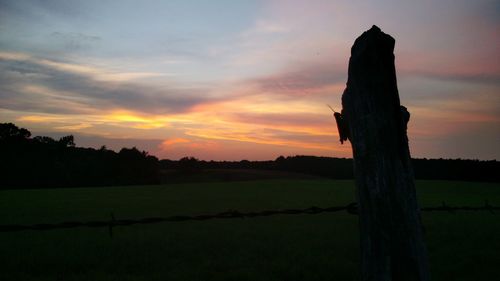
[339,25,430,281]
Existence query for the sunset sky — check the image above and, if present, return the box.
[1,0,498,160]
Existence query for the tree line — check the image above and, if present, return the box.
[1,123,498,189]
[162,155,500,183]
[1,123,159,188]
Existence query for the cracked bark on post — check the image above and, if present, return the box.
[340,26,430,281]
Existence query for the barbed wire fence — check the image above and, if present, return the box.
[0,201,497,236]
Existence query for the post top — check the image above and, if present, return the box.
[369,25,381,32]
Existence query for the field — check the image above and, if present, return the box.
[1,179,499,281]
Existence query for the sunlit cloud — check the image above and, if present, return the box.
[159,138,190,150]
[17,110,172,131]
[18,115,67,123]
[54,123,93,131]
[0,52,31,61]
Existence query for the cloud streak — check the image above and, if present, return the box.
[251,61,347,96]
[0,52,212,115]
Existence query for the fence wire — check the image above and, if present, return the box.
[0,202,497,233]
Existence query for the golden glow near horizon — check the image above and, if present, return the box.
[12,91,347,159]
[1,1,499,160]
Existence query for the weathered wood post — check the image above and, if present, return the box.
[339,26,430,281]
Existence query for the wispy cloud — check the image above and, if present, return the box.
[250,61,346,96]
[0,52,211,115]
[402,69,500,85]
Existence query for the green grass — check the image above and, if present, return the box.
[1,180,499,281]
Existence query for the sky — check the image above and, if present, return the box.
[0,0,499,160]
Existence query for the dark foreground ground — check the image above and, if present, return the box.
[1,179,499,281]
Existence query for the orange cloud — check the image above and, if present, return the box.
[159,138,190,150]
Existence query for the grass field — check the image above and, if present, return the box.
[1,180,499,281]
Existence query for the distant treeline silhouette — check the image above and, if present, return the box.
[1,123,498,189]
[1,123,159,188]
[161,156,500,183]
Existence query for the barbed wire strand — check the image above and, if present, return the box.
[0,202,497,233]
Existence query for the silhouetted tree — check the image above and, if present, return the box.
[178,156,201,174]
[33,136,57,145]
[58,135,75,147]
[0,123,31,141]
